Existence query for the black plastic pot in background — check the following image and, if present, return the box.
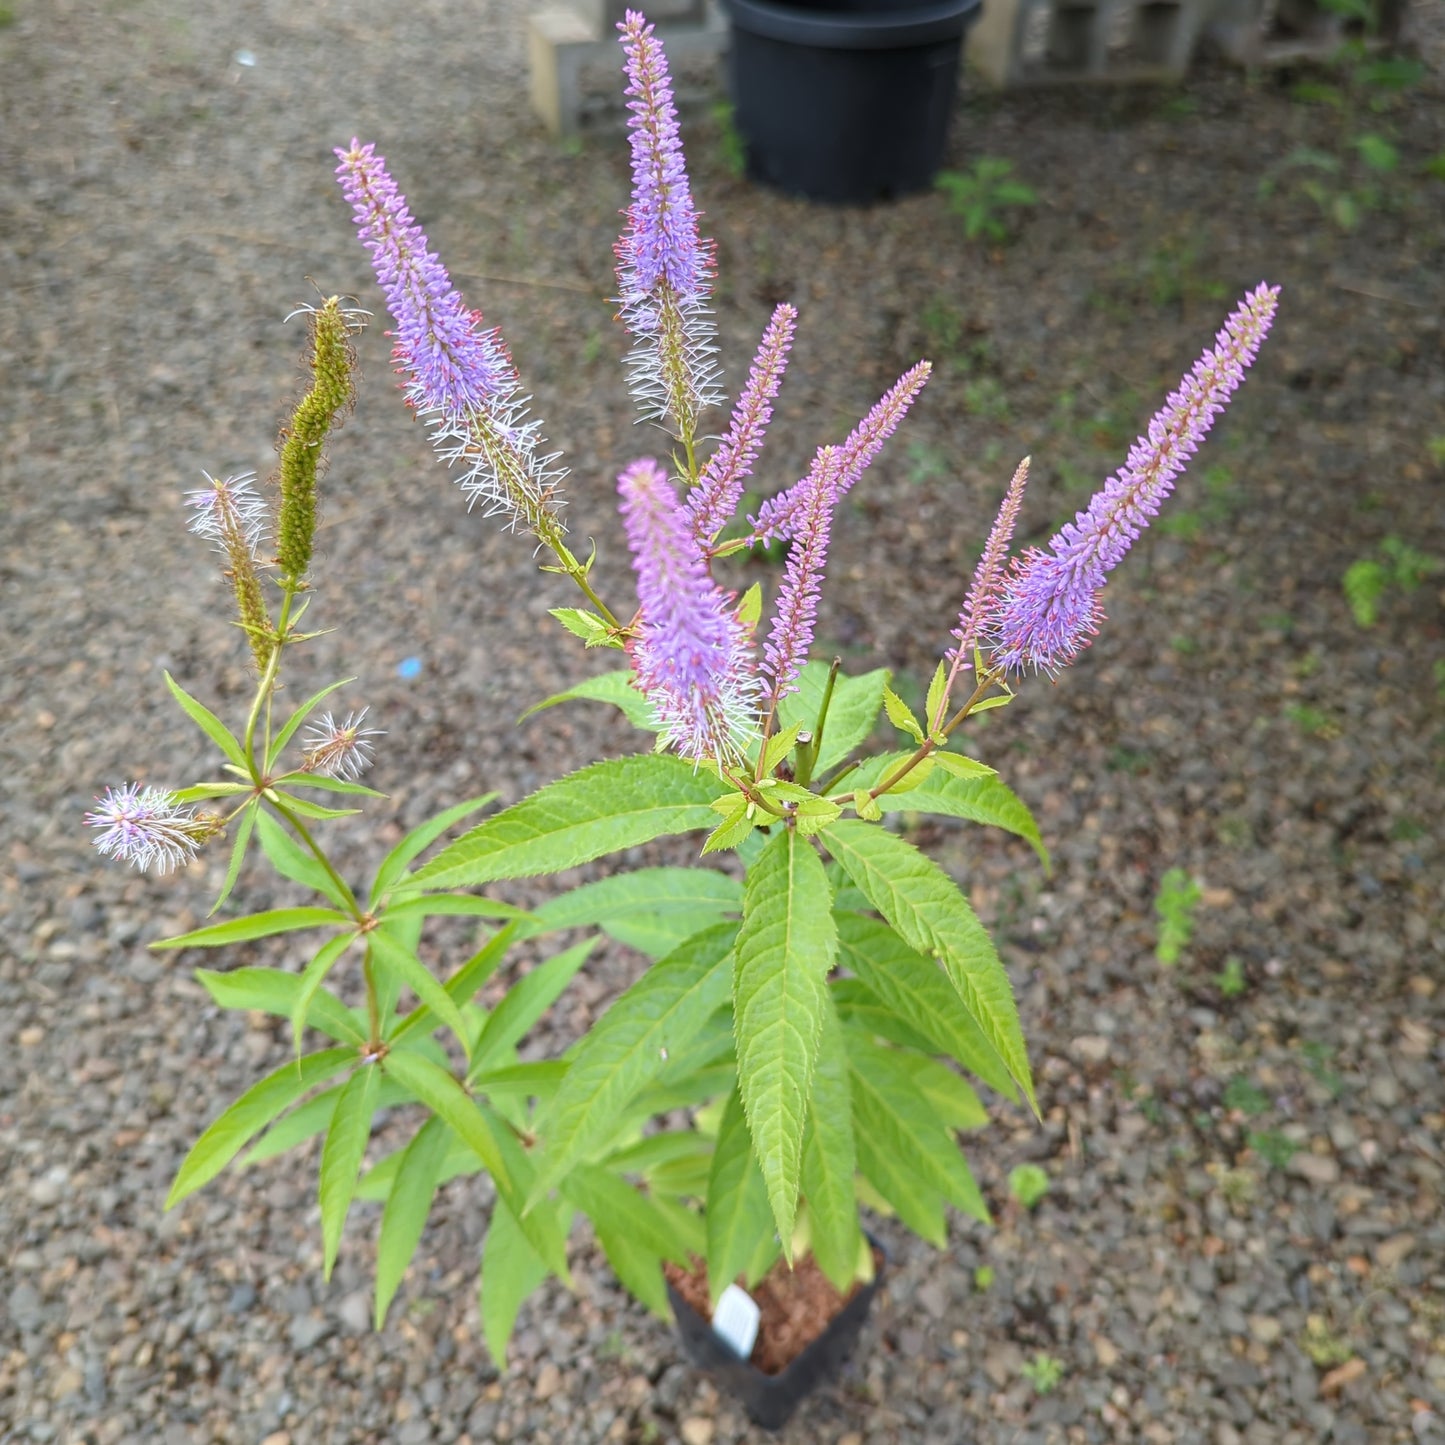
[724,0,983,204]
[665,1248,885,1431]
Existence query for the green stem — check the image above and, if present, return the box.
[361,942,381,1049]
[722,767,788,818]
[794,657,840,787]
[263,793,365,922]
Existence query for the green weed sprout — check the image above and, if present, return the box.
[1154,867,1202,966]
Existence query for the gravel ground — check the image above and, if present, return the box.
[4,1,1445,1442]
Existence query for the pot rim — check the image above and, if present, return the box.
[724,0,983,50]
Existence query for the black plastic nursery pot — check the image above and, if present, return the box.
[724,0,983,204]
[665,1248,885,1431]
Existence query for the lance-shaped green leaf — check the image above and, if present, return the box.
[164,671,247,768]
[389,924,517,1047]
[835,912,1018,1101]
[291,932,357,1055]
[255,808,353,910]
[519,668,660,732]
[830,978,938,1054]
[530,867,742,957]
[846,1032,991,1226]
[777,662,891,773]
[276,774,385,799]
[167,1047,356,1206]
[152,907,349,950]
[480,1198,549,1366]
[527,923,737,1207]
[801,993,862,1292]
[896,1052,988,1131]
[368,792,500,904]
[246,1067,433,1167]
[705,1090,775,1309]
[196,965,364,1044]
[732,830,837,1254]
[469,935,598,1075]
[374,1115,449,1326]
[381,895,530,925]
[266,791,360,821]
[411,756,727,892]
[319,1061,381,1278]
[563,1166,687,1318]
[210,801,258,916]
[823,820,1035,1113]
[845,755,1047,867]
[367,925,472,1060]
[380,1051,570,1281]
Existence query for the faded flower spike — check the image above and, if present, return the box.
[763,447,841,710]
[990,283,1279,676]
[185,471,273,670]
[690,303,796,548]
[302,708,384,780]
[750,360,931,544]
[619,458,759,765]
[85,784,219,875]
[615,11,723,441]
[335,141,565,537]
[275,297,364,586]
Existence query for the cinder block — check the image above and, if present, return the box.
[968,0,1210,85]
[1204,0,1410,67]
[527,0,728,137]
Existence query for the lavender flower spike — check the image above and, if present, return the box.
[335,140,514,415]
[335,141,565,536]
[750,360,931,543]
[85,784,220,874]
[619,459,759,765]
[616,12,723,441]
[689,303,797,547]
[990,283,1279,676]
[949,456,1031,668]
[763,447,842,708]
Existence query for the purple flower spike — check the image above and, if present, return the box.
[689,303,797,546]
[336,141,566,536]
[763,447,841,707]
[335,141,514,415]
[750,360,931,543]
[85,784,219,874]
[617,12,708,304]
[990,283,1280,676]
[619,459,759,765]
[949,456,1031,667]
[615,13,722,439]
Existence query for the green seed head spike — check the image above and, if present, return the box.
[274,297,363,586]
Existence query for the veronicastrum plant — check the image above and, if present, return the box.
[86,12,1279,1360]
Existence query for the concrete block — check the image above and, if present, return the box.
[968,0,1210,85]
[527,1,728,136]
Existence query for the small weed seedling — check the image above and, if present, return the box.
[936,157,1037,243]
[1215,956,1248,998]
[1223,1075,1270,1116]
[1008,1163,1051,1210]
[1020,1352,1065,1394]
[974,1265,996,1292]
[1302,1315,1354,1368]
[1154,868,1201,966]
[1300,1040,1345,1099]
[1343,535,1444,627]
[1247,1129,1300,1170]
[1284,702,1340,739]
